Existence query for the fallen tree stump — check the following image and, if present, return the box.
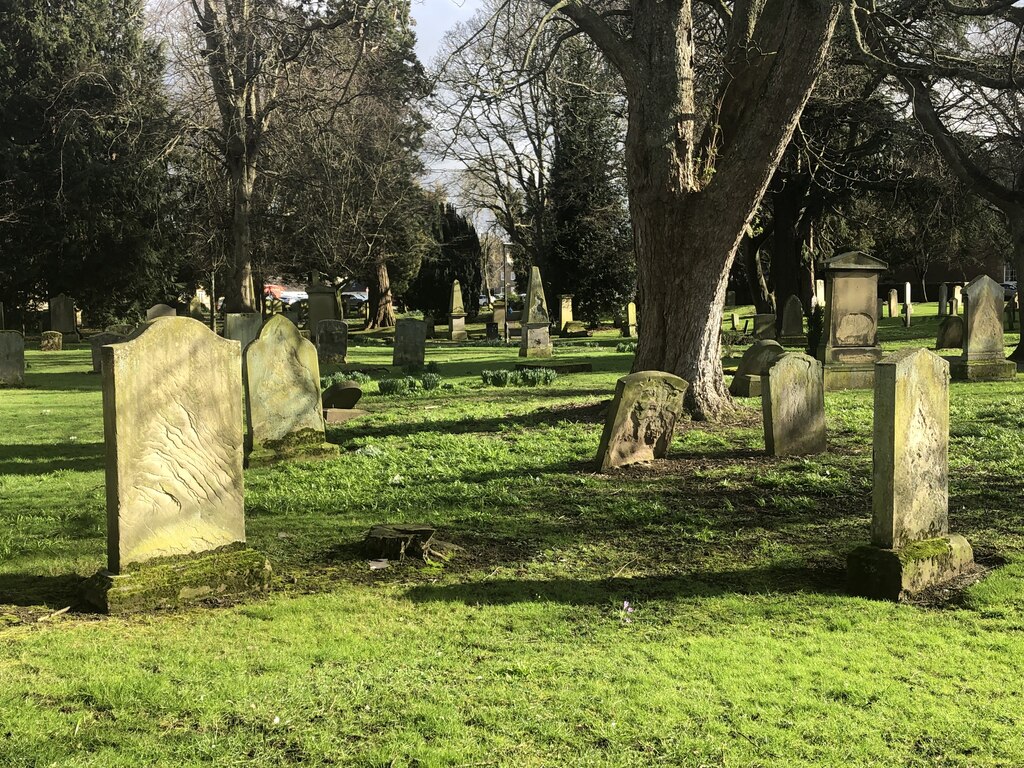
[363,525,460,564]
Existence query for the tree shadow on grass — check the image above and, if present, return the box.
[0,573,86,608]
[0,442,104,475]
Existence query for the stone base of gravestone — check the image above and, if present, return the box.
[847,535,974,602]
[40,331,62,351]
[779,333,808,349]
[82,545,271,615]
[364,524,460,563]
[561,321,590,338]
[519,324,553,357]
[595,371,688,471]
[324,408,370,425]
[246,427,340,468]
[822,363,876,391]
[448,314,468,342]
[949,359,1017,382]
[935,316,964,350]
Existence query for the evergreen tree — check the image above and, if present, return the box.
[405,200,483,318]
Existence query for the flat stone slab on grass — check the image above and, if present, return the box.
[595,371,689,471]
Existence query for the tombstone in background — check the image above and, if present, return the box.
[423,313,436,340]
[876,298,885,320]
[817,250,887,390]
[730,313,740,332]
[306,283,342,341]
[40,331,62,351]
[486,322,499,340]
[725,290,737,308]
[729,339,785,397]
[622,302,638,338]
[49,294,79,342]
[519,266,553,358]
[1006,293,1019,330]
[935,316,964,351]
[146,304,176,321]
[951,275,1016,381]
[848,348,974,601]
[815,279,826,308]
[559,294,588,337]
[887,289,899,318]
[448,280,468,341]
[753,313,776,340]
[224,313,264,353]
[953,284,963,306]
[779,296,807,348]
[493,300,507,337]
[762,353,826,457]
[89,332,127,373]
[903,302,912,328]
[316,319,348,364]
[393,318,427,368]
[244,314,338,466]
[595,371,689,471]
[82,317,270,614]
[0,331,25,387]
[938,283,949,316]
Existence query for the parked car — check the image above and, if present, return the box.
[1002,281,1018,300]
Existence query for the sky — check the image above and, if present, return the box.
[409,0,482,65]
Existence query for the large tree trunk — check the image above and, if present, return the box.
[367,260,396,329]
[223,157,258,313]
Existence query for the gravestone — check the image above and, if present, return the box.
[762,353,826,457]
[424,314,436,340]
[815,279,826,308]
[753,313,776,340]
[938,283,948,316]
[0,301,5,330]
[493,300,507,337]
[725,290,737,308]
[817,250,887,390]
[951,275,1015,381]
[1006,293,1019,331]
[730,313,740,332]
[903,301,912,328]
[848,348,974,601]
[322,381,362,409]
[83,316,269,614]
[40,331,62,351]
[306,283,342,341]
[559,295,574,334]
[486,322,499,340]
[89,332,126,373]
[950,297,960,316]
[519,266,553,358]
[224,313,263,353]
[393,318,427,367]
[779,296,806,347]
[730,340,785,397]
[595,371,689,471]
[316,319,348,364]
[244,314,337,465]
[935,316,964,351]
[448,280,468,341]
[0,331,25,387]
[887,289,899,318]
[49,294,78,342]
[622,302,638,338]
[146,304,176,321]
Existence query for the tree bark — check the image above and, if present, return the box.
[1011,219,1024,361]
[367,259,396,329]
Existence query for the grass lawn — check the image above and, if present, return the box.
[1,305,1024,766]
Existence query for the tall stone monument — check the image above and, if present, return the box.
[83,316,270,613]
[762,353,826,456]
[316,319,348,364]
[817,250,887,390]
[244,314,338,465]
[519,266,553,358]
[847,348,974,601]
[393,318,427,368]
[0,331,25,387]
[595,372,689,471]
[448,280,468,341]
[779,296,806,348]
[951,275,1015,381]
[306,283,342,341]
[49,294,78,342]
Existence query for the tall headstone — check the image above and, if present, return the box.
[493,300,507,337]
[0,331,25,387]
[84,317,269,614]
[89,332,127,373]
[903,301,912,328]
[904,282,912,306]
[938,283,948,316]
[761,353,826,457]
[49,293,78,342]
[815,279,826,308]
[519,266,553,358]
[306,283,342,341]
[848,348,974,601]
[244,314,337,465]
[729,339,785,397]
[817,250,887,390]
[779,296,806,347]
[622,302,638,338]
[559,294,586,337]
[887,289,899,319]
[224,313,264,353]
[316,319,348,364]
[393,318,427,368]
[951,275,1015,381]
[595,372,689,471]
[935,316,964,351]
[40,331,62,351]
[146,304,176,321]
[448,280,468,341]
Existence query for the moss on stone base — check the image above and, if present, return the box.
[823,364,875,391]
[950,359,1017,382]
[247,427,340,467]
[82,546,272,614]
[847,535,974,602]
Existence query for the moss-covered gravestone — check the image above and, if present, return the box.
[393,318,427,367]
[448,280,468,341]
[146,303,176,321]
[847,348,974,601]
[83,317,270,614]
[935,316,964,351]
[951,275,1015,381]
[762,353,826,456]
[595,371,689,471]
[244,314,338,465]
[519,266,553,358]
[0,331,25,387]
[89,332,126,373]
[729,339,784,397]
[779,296,806,347]
[40,331,62,351]
[316,320,348,364]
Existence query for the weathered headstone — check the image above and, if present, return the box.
[729,339,785,397]
[622,302,638,338]
[725,290,737,308]
[146,304,176,321]
[424,313,436,340]
[559,294,574,333]
[848,348,974,601]
[244,314,337,465]
[448,280,468,341]
[0,331,25,386]
[903,301,912,328]
[1006,293,1019,331]
[938,283,948,316]
[40,331,62,351]
[89,332,127,373]
[817,250,887,390]
[316,320,348,364]
[753,313,777,340]
[951,275,1015,381]
[83,316,269,613]
[224,313,264,353]
[49,294,79,341]
[306,283,342,341]
[935,316,964,350]
[519,266,553,358]
[595,371,689,471]
[779,296,806,347]
[730,312,740,332]
[393,318,427,367]
[493,300,507,337]
[887,289,899,319]
[762,353,826,456]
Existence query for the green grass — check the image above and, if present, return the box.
[1,310,1024,766]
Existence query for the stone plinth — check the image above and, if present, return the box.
[595,371,688,471]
